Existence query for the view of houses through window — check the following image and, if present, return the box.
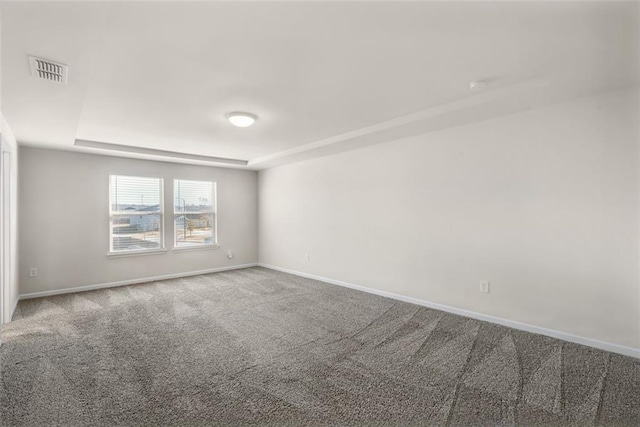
[109,175,164,253]
[109,176,216,253]
[174,179,216,247]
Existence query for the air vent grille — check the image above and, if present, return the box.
[29,56,68,84]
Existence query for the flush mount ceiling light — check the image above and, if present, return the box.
[226,112,257,127]
[469,80,488,91]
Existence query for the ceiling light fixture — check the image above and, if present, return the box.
[226,112,257,127]
[469,80,488,91]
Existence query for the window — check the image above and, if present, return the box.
[109,175,164,254]
[174,179,216,248]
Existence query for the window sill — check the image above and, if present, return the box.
[107,249,168,258]
[172,243,220,252]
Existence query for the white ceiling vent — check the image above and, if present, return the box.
[29,56,68,84]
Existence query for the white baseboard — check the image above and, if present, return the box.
[10,296,19,320]
[18,263,258,300]
[259,263,640,360]
[1,297,19,325]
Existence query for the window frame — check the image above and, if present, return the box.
[108,174,166,256]
[172,179,218,250]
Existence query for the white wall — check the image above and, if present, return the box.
[259,89,639,351]
[19,148,258,295]
[0,114,19,323]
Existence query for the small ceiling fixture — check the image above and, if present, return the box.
[469,80,488,91]
[226,112,257,128]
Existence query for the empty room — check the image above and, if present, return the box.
[0,1,638,425]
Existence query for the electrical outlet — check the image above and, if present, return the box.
[227,250,233,259]
[29,267,38,278]
[480,281,490,293]
[305,253,310,262]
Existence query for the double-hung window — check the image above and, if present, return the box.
[174,179,216,248]
[109,175,164,254]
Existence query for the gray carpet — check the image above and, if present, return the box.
[1,267,638,426]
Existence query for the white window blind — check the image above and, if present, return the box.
[109,175,164,253]
[174,179,216,248]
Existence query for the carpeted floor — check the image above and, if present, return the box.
[0,267,638,426]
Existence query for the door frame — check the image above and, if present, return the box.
[0,137,12,345]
